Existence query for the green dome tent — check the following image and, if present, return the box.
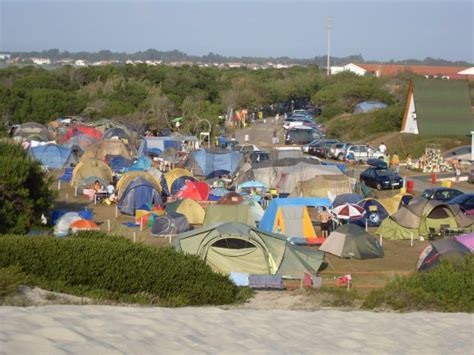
[319,224,384,259]
[173,222,324,277]
[376,198,473,240]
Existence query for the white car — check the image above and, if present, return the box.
[283,119,309,130]
[345,144,385,162]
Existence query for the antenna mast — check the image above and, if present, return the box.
[326,16,333,76]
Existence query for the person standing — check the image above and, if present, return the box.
[383,152,390,167]
[451,159,461,182]
[378,142,387,155]
[391,152,400,174]
[319,207,332,238]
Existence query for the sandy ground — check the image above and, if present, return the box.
[1,305,472,354]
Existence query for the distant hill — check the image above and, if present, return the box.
[3,49,472,67]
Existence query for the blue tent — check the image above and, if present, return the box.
[354,101,387,114]
[30,144,77,169]
[125,156,153,172]
[160,174,197,196]
[333,193,363,208]
[186,149,243,177]
[138,137,181,156]
[259,197,332,232]
[107,155,132,173]
[118,177,162,215]
[351,198,389,228]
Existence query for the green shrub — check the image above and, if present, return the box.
[0,235,242,306]
[0,142,55,234]
[0,265,31,300]
[363,255,474,312]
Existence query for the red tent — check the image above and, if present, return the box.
[175,180,210,201]
[64,126,103,142]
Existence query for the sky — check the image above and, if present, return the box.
[1,0,473,62]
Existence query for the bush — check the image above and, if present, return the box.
[0,266,30,300]
[0,142,55,234]
[362,255,474,312]
[0,235,242,306]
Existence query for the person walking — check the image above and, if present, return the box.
[391,152,400,174]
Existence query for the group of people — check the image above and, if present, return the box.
[93,179,118,204]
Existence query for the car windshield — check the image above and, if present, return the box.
[449,194,469,203]
[375,168,392,177]
[421,190,432,198]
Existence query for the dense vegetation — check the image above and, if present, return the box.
[0,64,405,138]
[0,142,55,234]
[0,232,245,306]
[363,255,474,312]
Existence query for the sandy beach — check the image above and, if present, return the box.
[1,305,472,354]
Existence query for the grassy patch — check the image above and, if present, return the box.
[319,287,361,308]
[0,233,249,307]
[362,255,474,312]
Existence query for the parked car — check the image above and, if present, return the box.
[345,144,384,163]
[283,117,313,130]
[360,163,404,190]
[285,127,322,145]
[327,142,352,160]
[237,144,260,152]
[448,193,474,212]
[303,138,323,153]
[308,139,340,158]
[245,150,270,164]
[421,188,464,202]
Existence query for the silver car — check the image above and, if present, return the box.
[345,144,384,162]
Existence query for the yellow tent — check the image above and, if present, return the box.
[164,168,193,192]
[379,192,414,215]
[166,199,206,225]
[80,140,132,161]
[273,205,316,240]
[117,171,162,198]
[290,175,352,198]
[71,158,113,187]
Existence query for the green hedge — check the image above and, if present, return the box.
[363,255,474,312]
[0,234,240,306]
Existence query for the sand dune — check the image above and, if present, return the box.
[1,306,472,354]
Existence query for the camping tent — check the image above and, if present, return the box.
[70,219,100,233]
[165,199,206,225]
[204,204,261,227]
[455,233,474,252]
[118,177,162,215]
[217,192,244,205]
[379,192,414,215]
[106,155,133,172]
[351,198,389,228]
[103,127,130,141]
[117,171,161,199]
[71,158,113,187]
[125,156,153,172]
[14,122,51,142]
[290,175,353,200]
[64,126,103,141]
[151,212,190,236]
[260,198,331,243]
[62,134,98,152]
[377,198,473,239]
[319,224,384,259]
[29,144,77,169]
[417,239,471,272]
[81,140,132,161]
[173,222,325,277]
[162,168,196,196]
[185,149,243,177]
[54,212,83,237]
[175,180,210,201]
[137,136,182,156]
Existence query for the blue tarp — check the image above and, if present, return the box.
[321,162,346,173]
[259,197,332,232]
[118,177,162,215]
[188,149,243,176]
[138,137,181,156]
[30,144,77,169]
[354,101,387,114]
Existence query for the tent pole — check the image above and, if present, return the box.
[133,232,136,243]
[379,234,383,246]
[410,233,413,247]
[107,219,110,232]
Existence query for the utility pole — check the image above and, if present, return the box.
[326,16,333,76]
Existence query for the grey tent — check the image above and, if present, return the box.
[151,212,190,236]
[320,224,384,259]
[173,222,324,277]
[416,239,471,272]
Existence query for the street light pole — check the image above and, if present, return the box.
[326,16,333,76]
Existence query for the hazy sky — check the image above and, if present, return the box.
[1,0,473,62]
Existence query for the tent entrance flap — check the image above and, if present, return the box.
[206,245,269,274]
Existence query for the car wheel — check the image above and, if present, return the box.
[359,159,364,165]
[376,183,382,190]
[337,153,344,161]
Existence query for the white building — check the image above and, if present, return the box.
[75,59,87,67]
[0,54,11,60]
[31,58,51,65]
